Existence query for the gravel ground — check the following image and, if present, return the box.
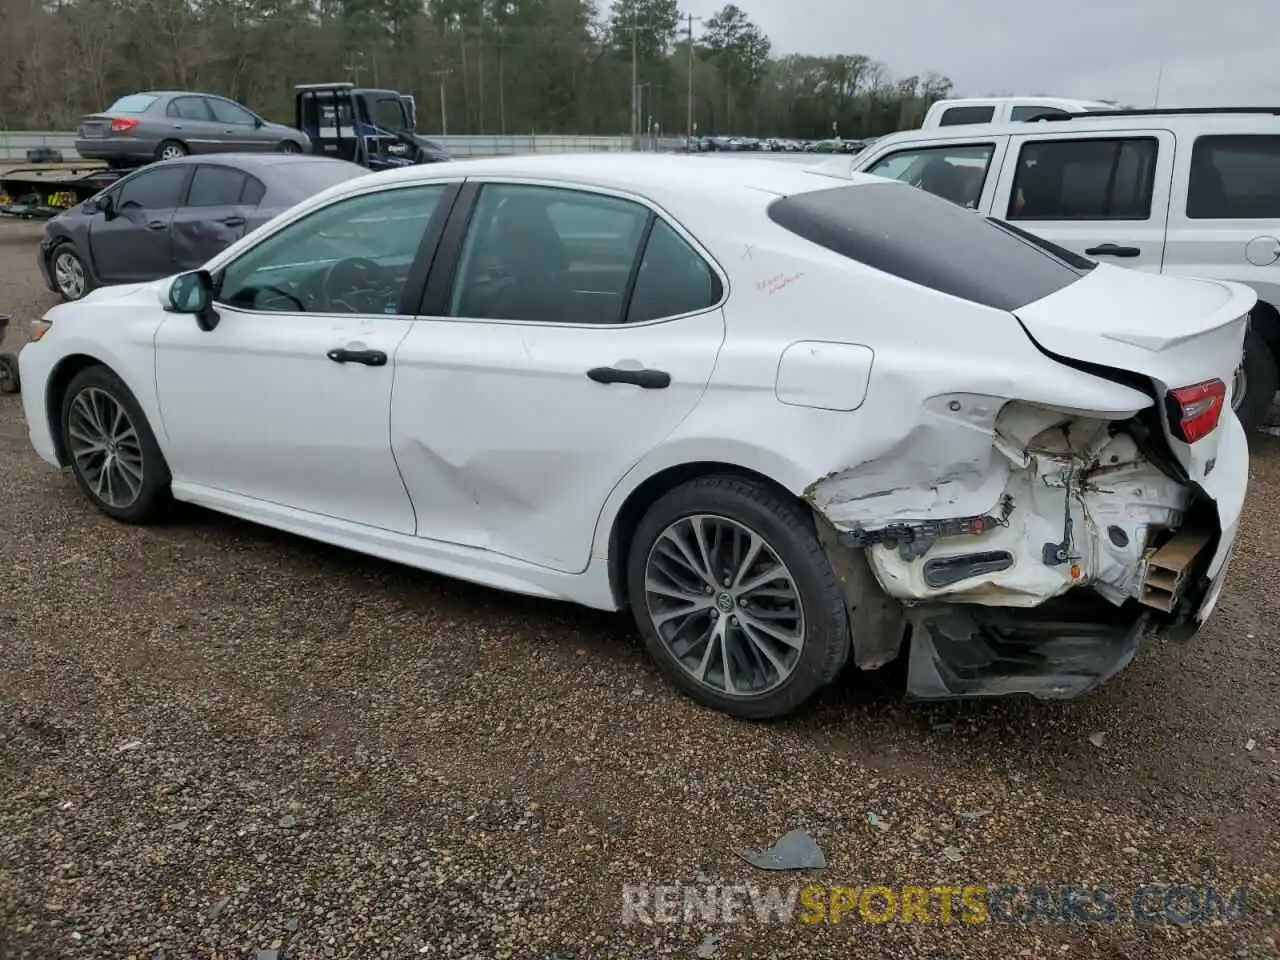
[0,218,1277,960]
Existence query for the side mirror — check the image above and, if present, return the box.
[254,116,265,128]
[166,270,220,331]
[97,194,115,219]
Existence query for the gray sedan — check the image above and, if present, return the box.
[38,154,370,302]
[76,91,312,167]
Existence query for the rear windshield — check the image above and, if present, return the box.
[107,94,159,114]
[767,181,1093,311]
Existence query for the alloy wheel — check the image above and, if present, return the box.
[160,144,186,160]
[644,514,805,697]
[53,250,85,299]
[1231,364,1248,412]
[66,387,145,509]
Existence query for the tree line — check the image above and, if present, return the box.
[2,0,955,138]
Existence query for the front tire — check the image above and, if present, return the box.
[626,475,850,720]
[1233,327,1278,434]
[60,366,172,524]
[277,140,302,154]
[50,243,92,302]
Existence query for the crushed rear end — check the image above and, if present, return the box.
[768,183,1251,700]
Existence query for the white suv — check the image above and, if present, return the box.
[824,107,1280,432]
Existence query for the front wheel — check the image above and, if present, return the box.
[60,365,173,524]
[277,140,302,154]
[626,475,851,720]
[1232,327,1278,434]
[50,244,92,302]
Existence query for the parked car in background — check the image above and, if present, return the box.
[19,154,1247,720]
[823,107,1280,433]
[39,154,368,301]
[920,97,1115,128]
[75,91,312,167]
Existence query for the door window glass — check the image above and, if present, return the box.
[626,219,719,323]
[207,98,257,125]
[115,165,189,211]
[217,184,446,315]
[866,143,995,209]
[1008,137,1158,220]
[186,166,251,207]
[1188,135,1280,219]
[448,183,651,324]
[167,97,213,121]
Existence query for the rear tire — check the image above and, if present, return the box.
[0,354,19,395]
[60,365,173,524]
[625,475,850,720]
[155,139,188,161]
[1233,327,1278,434]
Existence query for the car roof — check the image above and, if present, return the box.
[365,152,883,199]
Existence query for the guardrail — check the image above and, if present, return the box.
[0,131,645,161]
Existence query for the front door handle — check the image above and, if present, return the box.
[327,347,387,367]
[1085,243,1141,258]
[219,215,246,228]
[146,220,167,231]
[586,366,671,389]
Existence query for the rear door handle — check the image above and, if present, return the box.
[1085,243,1141,258]
[219,215,246,228]
[146,220,167,231]
[586,366,670,389]
[327,347,387,367]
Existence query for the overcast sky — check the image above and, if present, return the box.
[679,0,1280,107]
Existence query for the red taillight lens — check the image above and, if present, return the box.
[1167,378,1227,444]
[109,117,139,134]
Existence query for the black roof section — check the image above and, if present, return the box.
[1027,106,1280,122]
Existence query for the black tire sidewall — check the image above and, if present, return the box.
[60,365,172,523]
[1236,327,1278,434]
[626,475,849,720]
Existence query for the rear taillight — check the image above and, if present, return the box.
[110,117,139,134]
[1166,379,1227,444]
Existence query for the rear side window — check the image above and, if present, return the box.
[186,166,250,207]
[939,106,995,126]
[627,219,720,323]
[1008,137,1157,220]
[107,94,158,114]
[1188,135,1280,219]
[167,97,212,121]
[767,181,1092,312]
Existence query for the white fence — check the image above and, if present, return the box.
[0,130,648,161]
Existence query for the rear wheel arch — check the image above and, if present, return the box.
[1249,299,1280,358]
[606,461,804,609]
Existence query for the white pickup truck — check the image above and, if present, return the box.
[822,107,1280,432]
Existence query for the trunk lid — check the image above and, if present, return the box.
[77,115,113,139]
[1014,263,1255,483]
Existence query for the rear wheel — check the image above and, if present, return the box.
[0,354,18,395]
[60,365,172,524]
[626,475,850,720]
[1232,327,1278,434]
[50,244,92,302]
[155,139,188,161]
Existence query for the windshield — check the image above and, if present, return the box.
[106,94,158,114]
[369,97,409,132]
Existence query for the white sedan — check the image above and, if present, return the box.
[19,153,1251,719]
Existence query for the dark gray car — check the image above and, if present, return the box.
[38,154,370,302]
[75,91,312,167]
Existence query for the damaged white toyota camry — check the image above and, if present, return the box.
[18,153,1250,720]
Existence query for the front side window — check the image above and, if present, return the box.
[216,184,446,315]
[115,165,189,211]
[207,98,257,126]
[1188,135,1280,219]
[939,105,995,126]
[448,184,651,325]
[865,143,995,209]
[1008,137,1158,220]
